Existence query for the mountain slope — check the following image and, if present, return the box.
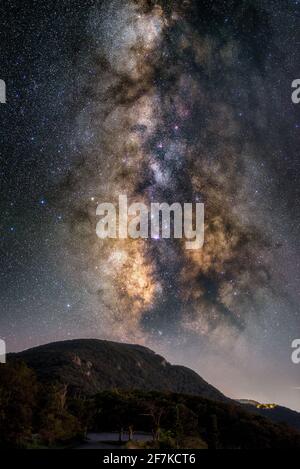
[236,399,300,432]
[9,339,300,433]
[9,339,227,401]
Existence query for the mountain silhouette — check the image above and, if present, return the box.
[9,338,300,432]
[9,338,226,400]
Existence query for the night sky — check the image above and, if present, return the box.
[1,0,300,410]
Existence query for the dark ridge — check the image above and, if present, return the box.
[8,338,227,401]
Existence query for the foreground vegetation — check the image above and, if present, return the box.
[0,361,300,449]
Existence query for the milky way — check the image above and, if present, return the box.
[57,0,275,345]
[1,0,300,410]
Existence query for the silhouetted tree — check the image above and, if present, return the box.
[207,414,219,449]
[0,361,38,447]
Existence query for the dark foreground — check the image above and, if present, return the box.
[75,432,151,449]
[1,360,300,449]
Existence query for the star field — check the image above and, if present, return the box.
[0,0,300,410]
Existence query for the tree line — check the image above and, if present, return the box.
[1,360,300,449]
